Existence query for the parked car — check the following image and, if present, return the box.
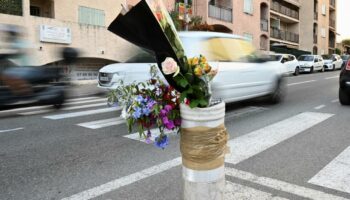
[98,32,287,104]
[270,54,300,76]
[341,55,350,69]
[322,54,343,71]
[298,55,324,73]
[339,59,350,105]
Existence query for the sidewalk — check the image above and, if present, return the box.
[66,80,108,98]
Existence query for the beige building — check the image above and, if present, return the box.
[0,0,140,81]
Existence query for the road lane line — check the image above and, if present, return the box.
[0,106,50,113]
[308,146,350,194]
[63,103,107,110]
[77,117,125,129]
[19,110,51,115]
[287,80,316,86]
[61,157,182,200]
[66,97,101,102]
[226,167,348,200]
[225,181,288,200]
[225,112,334,164]
[325,76,339,80]
[314,105,326,110]
[65,99,106,105]
[44,107,121,120]
[0,127,24,133]
[332,99,339,103]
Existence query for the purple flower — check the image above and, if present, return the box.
[154,134,169,149]
[132,107,142,119]
[145,130,152,144]
[174,118,181,126]
[135,95,144,103]
[160,109,168,116]
[142,107,151,116]
[164,105,172,112]
[165,120,175,130]
[162,116,169,124]
[147,100,156,109]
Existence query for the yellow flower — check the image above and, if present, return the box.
[194,66,203,77]
[203,63,211,73]
[199,56,207,64]
[191,57,199,65]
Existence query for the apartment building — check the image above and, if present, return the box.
[0,0,140,81]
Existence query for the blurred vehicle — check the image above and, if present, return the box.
[270,54,300,76]
[298,55,324,73]
[99,32,286,104]
[341,55,350,69]
[321,54,342,71]
[339,59,350,105]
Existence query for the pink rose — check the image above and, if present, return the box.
[161,57,180,77]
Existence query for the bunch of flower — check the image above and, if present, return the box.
[108,65,181,149]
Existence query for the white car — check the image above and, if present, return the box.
[298,55,324,73]
[322,54,343,71]
[98,32,287,104]
[270,54,300,76]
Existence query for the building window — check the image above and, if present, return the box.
[30,6,41,16]
[243,33,253,43]
[0,0,23,16]
[244,0,253,14]
[79,6,105,26]
[321,28,326,38]
[321,4,326,15]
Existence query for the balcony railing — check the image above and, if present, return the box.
[208,4,232,22]
[261,19,268,32]
[329,18,336,28]
[314,12,318,20]
[271,1,299,20]
[313,34,318,44]
[330,0,335,7]
[270,27,299,43]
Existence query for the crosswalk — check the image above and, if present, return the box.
[2,95,350,199]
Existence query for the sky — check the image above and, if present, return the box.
[336,0,350,42]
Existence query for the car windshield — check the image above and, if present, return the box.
[269,55,282,61]
[298,55,314,61]
[181,37,261,62]
[341,55,349,60]
[321,55,332,59]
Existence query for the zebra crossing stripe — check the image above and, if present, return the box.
[308,146,350,194]
[226,112,334,164]
[66,97,101,102]
[77,117,125,129]
[65,98,106,105]
[226,167,349,200]
[44,107,121,120]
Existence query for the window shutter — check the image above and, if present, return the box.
[244,0,253,14]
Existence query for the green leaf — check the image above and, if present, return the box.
[180,91,187,102]
[190,100,199,108]
[199,99,208,107]
[179,79,189,88]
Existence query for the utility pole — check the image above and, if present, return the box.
[184,0,189,31]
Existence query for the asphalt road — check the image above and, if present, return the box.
[0,70,349,200]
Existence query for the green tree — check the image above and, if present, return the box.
[335,48,341,55]
[342,39,350,46]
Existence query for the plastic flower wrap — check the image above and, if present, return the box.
[107,65,181,149]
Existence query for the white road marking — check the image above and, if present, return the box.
[226,112,334,164]
[44,107,121,120]
[325,76,339,80]
[226,167,348,200]
[225,106,267,119]
[61,157,182,200]
[0,105,50,113]
[63,103,107,111]
[65,98,106,105]
[332,99,340,103]
[308,146,350,194]
[66,97,101,102]
[287,80,316,86]
[124,128,178,143]
[77,117,125,129]
[314,105,326,110]
[0,127,24,133]
[225,181,288,200]
[19,110,51,116]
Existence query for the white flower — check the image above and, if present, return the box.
[161,57,180,76]
[121,107,129,119]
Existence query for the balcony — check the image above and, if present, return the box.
[261,19,268,32]
[330,0,335,8]
[271,1,299,20]
[313,34,318,44]
[208,4,232,22]
[270,27,299,43]
[314,12,318,21]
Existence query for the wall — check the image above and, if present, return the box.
[299,0,313,52]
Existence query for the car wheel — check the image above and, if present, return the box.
[268,78,286,104]
[339,87,350,105]
[52,91,65,109]
[293,67,299,76]
[310,66,314,73]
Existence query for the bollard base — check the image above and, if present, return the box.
[183,165,225,200]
